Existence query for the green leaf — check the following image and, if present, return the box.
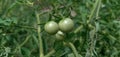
[21,47,31,57]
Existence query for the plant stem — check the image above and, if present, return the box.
[44,49,55,57]
[35,11,44,57]
[15,25,37,30]
[74,25,83,33]
[86,0,101,57]
[20,35,31,47]
[13,35,31,53]
[68,42,81,57]
[87,0,99,23]
[96,0,101,19]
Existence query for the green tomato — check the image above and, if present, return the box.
[59,18,74,32]
[55,31,65,40]
[44,21,59,34]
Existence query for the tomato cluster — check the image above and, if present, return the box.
[44,18,74,40]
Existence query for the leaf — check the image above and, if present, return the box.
[3,19,12,26]
[21,47,31,57]
[12,17,18,24]
[0,19,5,24]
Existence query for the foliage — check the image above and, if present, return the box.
[0,0,120,57]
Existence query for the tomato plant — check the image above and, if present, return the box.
[0,0,120,57]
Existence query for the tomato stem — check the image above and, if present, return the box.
[96,0,101,19]
[87,0,100,23]
[68,42,82,57]
[35,11,44,57]
[74,25,83,33]
[86,0,101,57]
[13,35,31,53]
[20,35,31,47]
[44,49,55,57]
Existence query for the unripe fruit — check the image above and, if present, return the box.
[55,31,65,40]
[44,21,59,34]
[59,18,74,32]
